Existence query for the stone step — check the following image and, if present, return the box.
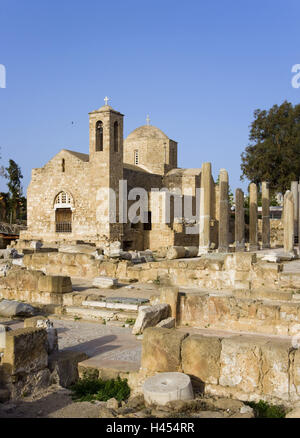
[78,357,140,380]
[65,305,138,322]
[82,297,149,311]
[251,289,293,302]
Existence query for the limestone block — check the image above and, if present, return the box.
[219,336,263,393]
[3,327,48,375]
[0,299,37,318]
[38,275,72,293]
[141,327,188,373]
[181,335,222,385]
[156,317,175,329]
[132,304,170,335]
[260,340,290,400]
[166,246,186,260]
[93,276,118,288]
[48,351,88,387]
[26,318,58,354]
[160,286,179,319]
[234,253,257,271]
[9,368,51,400]
[143,372,194,406]
[4,268,44,292]
[58,244,96,255]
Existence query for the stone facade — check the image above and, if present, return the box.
[20,103,220,252]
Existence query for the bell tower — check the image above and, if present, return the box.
[89,98,124,243]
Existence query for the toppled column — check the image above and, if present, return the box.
[262,181,270,249]
[198,162,212,255]
[218,169,229,253]
[249,183,258,251]
[284,190,294,255]
[291,181,299,240]
[235,188,245,252]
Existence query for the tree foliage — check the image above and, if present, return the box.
[3,159,25,222]
[241,101,300,193]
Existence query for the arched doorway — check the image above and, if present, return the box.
[54,191,73,233]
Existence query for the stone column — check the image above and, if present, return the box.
[218,169,229,252]
[284,190,294,254]
[235,188,245,252]
[262,181,270,249]
[249,183,258,251]
[198,162,212,255]
[291,181,299,240]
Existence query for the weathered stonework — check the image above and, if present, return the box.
[21,103,220,252]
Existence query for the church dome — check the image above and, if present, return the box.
[126,125,169,141]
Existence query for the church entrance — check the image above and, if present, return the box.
[55,208,72,233]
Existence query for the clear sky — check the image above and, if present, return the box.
[0,0,300,195]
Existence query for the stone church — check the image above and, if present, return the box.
[21,101,219,251]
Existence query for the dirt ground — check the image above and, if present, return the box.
[0,385,105,418]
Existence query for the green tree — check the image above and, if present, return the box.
[240,101,300,193]
[4,159,23,223]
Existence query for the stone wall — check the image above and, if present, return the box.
[0,327,50,399]
[140,327,300,405]
[0,266,72,306]
[21,251,294,291]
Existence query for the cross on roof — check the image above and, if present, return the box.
[104,96,110,106]
[146,114,150,125]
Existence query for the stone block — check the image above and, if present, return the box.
[156,317,175,329]
[181,335,222,385]
[0,300,37,318]
[219,336,264,393]
[93,276,118,289]
[160,286,179,319]
[48,351,88,387]
[3,327,48,375]
[141,327,188,373]
[260,340,290,400]
[132,304,170,335]
[38,275,72,293]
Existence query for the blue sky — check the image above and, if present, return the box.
[0,0,300,194]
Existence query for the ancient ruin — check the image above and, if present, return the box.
[2,102,300,419]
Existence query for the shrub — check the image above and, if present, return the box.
[70,376,130,403]
[246,400,286,418]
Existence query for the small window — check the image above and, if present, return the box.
[62,158,65,172]
[96,120,103,151]
[134,150,139,165]
[114,121,118,152]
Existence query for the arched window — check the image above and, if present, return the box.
[96,121,103,151]
[114,121,119,152]
[54,191,73,208]
[134,150,139,165]
[54,191,73,233]
[62,158,65,172]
